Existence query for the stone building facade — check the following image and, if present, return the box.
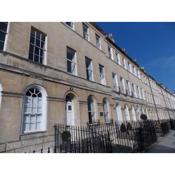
[0,22,175,152]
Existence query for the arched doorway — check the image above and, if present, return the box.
[87,95,97,124]
[103,98,110,123]
[124,105,130,121]
[65,93,77,126]
[131,106,137,121]
[136,106,141,121]
[115,103,123,124]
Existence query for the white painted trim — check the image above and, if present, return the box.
[3,22,10,52]
[103,98,110,122]
[124,105,130,121]
[132,107,137,121]
[115,104,123,123]
[91,60,94,81]
[43,35,48,65]
[22,85,47,133]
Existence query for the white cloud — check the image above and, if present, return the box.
[146,55,175,69]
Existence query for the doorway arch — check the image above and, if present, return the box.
[87,95,97,124]
[115,103,123,124]
[65,93,78,126]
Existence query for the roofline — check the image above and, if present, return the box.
[90,22,175,96]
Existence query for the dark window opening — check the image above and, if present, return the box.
[0,22,8,51]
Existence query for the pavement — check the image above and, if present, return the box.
[146,130,175,153]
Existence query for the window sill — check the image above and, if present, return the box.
[21,130,47,136]
[19,130,48,140]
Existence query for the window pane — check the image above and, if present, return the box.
[85,57,91,68]
[0,22,8,32]
[36,31,41,39]
[0,22,8,51]
[41,40,45,48]
[67,60,72,73]
[25,115,30,123]
[36,123,41,130]
[67,47,75,61]
[30,36,35,44]
[83,24,89,40]
[67,47,76,74]
[31,116,36,123]
[34,54,39,63]
[35,47,40,55]
[66,22,73,28]
[96,34,100,48]
[31,123,35,131]
[0,32,6,41]
[28,28,46,64]
[0,41,4,51]
[40,49,44,57]
[85,57,92,80]
[37,115,41,123]
[25,123,30,132]
[29,53,33,61]
[23,87,44,132]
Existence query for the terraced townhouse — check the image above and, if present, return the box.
[0,22,175,152]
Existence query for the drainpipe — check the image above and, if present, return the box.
[148,77,160,122]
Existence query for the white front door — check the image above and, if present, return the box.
[66,100,75,126]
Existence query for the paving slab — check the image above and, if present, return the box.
[147,130,175,153]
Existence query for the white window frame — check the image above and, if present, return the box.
[124,105,130,121]
[129,63,133,73]
[134,84,137,98]
[108,45,113,60]
[122,78,126,94]
[112,73,119,91]
[99,64,106,85]
[83,23,90,41]
[142,89,146,100]
[28,27,47,65]
[132,65,135,75]
[0,22,9,52]
[115,52,119,64]
[103,98,110,123]
[118,53,121,65]
[110,47,113,60]
[87,96,97,124]
[67,47,77,75]
[137,70,141,79]
[22,85,47,134]
[115,104,123,124]
[138,86,142,99]
[85,57,93,81]
[95,34,101,49]
[128,81,132,96]
[123,58,127,70]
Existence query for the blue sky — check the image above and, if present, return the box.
[97,22,175,92]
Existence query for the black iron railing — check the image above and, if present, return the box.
[54,119,175,153]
